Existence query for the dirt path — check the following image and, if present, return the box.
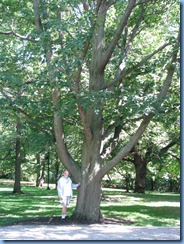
[0,225,180,240]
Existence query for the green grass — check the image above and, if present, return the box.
[0,185,64,226]
[101,188,180,226]
[0,184,180,227]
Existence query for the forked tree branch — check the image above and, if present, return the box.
[99,31,180,178]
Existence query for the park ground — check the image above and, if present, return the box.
[0,181,180,240]
[0,224,180,240]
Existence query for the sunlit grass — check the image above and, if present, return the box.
[101,190,180,226]
[0,184,180,227]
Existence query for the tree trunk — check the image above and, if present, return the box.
[169,178,173,192]
[150,178,155,191]
[73,175,102,223]
[54,156,60,189]
[36,153,45,187]
[134,163,147,193]
[125,172,131,192]
[133,148,147,194]
[72,106,104,222]
[13,117,22,194]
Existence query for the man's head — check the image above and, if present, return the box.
[63,170,69,178]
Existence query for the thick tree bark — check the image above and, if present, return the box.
[53,100,104,221]
[133,156,147,194]
[72,103,104,221]
[73,175,102,222]
[131,145,150,194]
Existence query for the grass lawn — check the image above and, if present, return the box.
[101,188,180,226]
[0,184,180,227]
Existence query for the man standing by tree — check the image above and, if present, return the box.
[57,170,80,221]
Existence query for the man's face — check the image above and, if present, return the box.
[63,170,69,178]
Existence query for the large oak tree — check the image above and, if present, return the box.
[0,0,179,222]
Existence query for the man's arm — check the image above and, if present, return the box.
[72,182,80,189]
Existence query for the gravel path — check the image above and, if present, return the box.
[0,225,180,240]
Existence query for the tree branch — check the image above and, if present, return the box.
[0,30,38,42]
[77,104,93,141]
[99,30,180,178]
[0,150,11,160]
[33,0,43,33]
[123,3,144,58]
[102,41,170,90]
[75,39,90,92]
[82,1,90,11]
[100,114,153,177]
[99,0,136,72]
[52,88,81,181]
[160,136,179,154]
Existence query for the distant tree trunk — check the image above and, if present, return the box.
[13,117,22,194]
[125,172,131,192]
[169,178,173,192]
[54,156,60,189]
[134,163,147,193]
[150,178,155,191]
[36,153,45,187]
[133,148,147,194]
[36,153,41,186]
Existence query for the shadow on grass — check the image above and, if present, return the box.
[0,187,62,226]
[0,185,180,227]
[101,204,180,226]
[102,190,180,202]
